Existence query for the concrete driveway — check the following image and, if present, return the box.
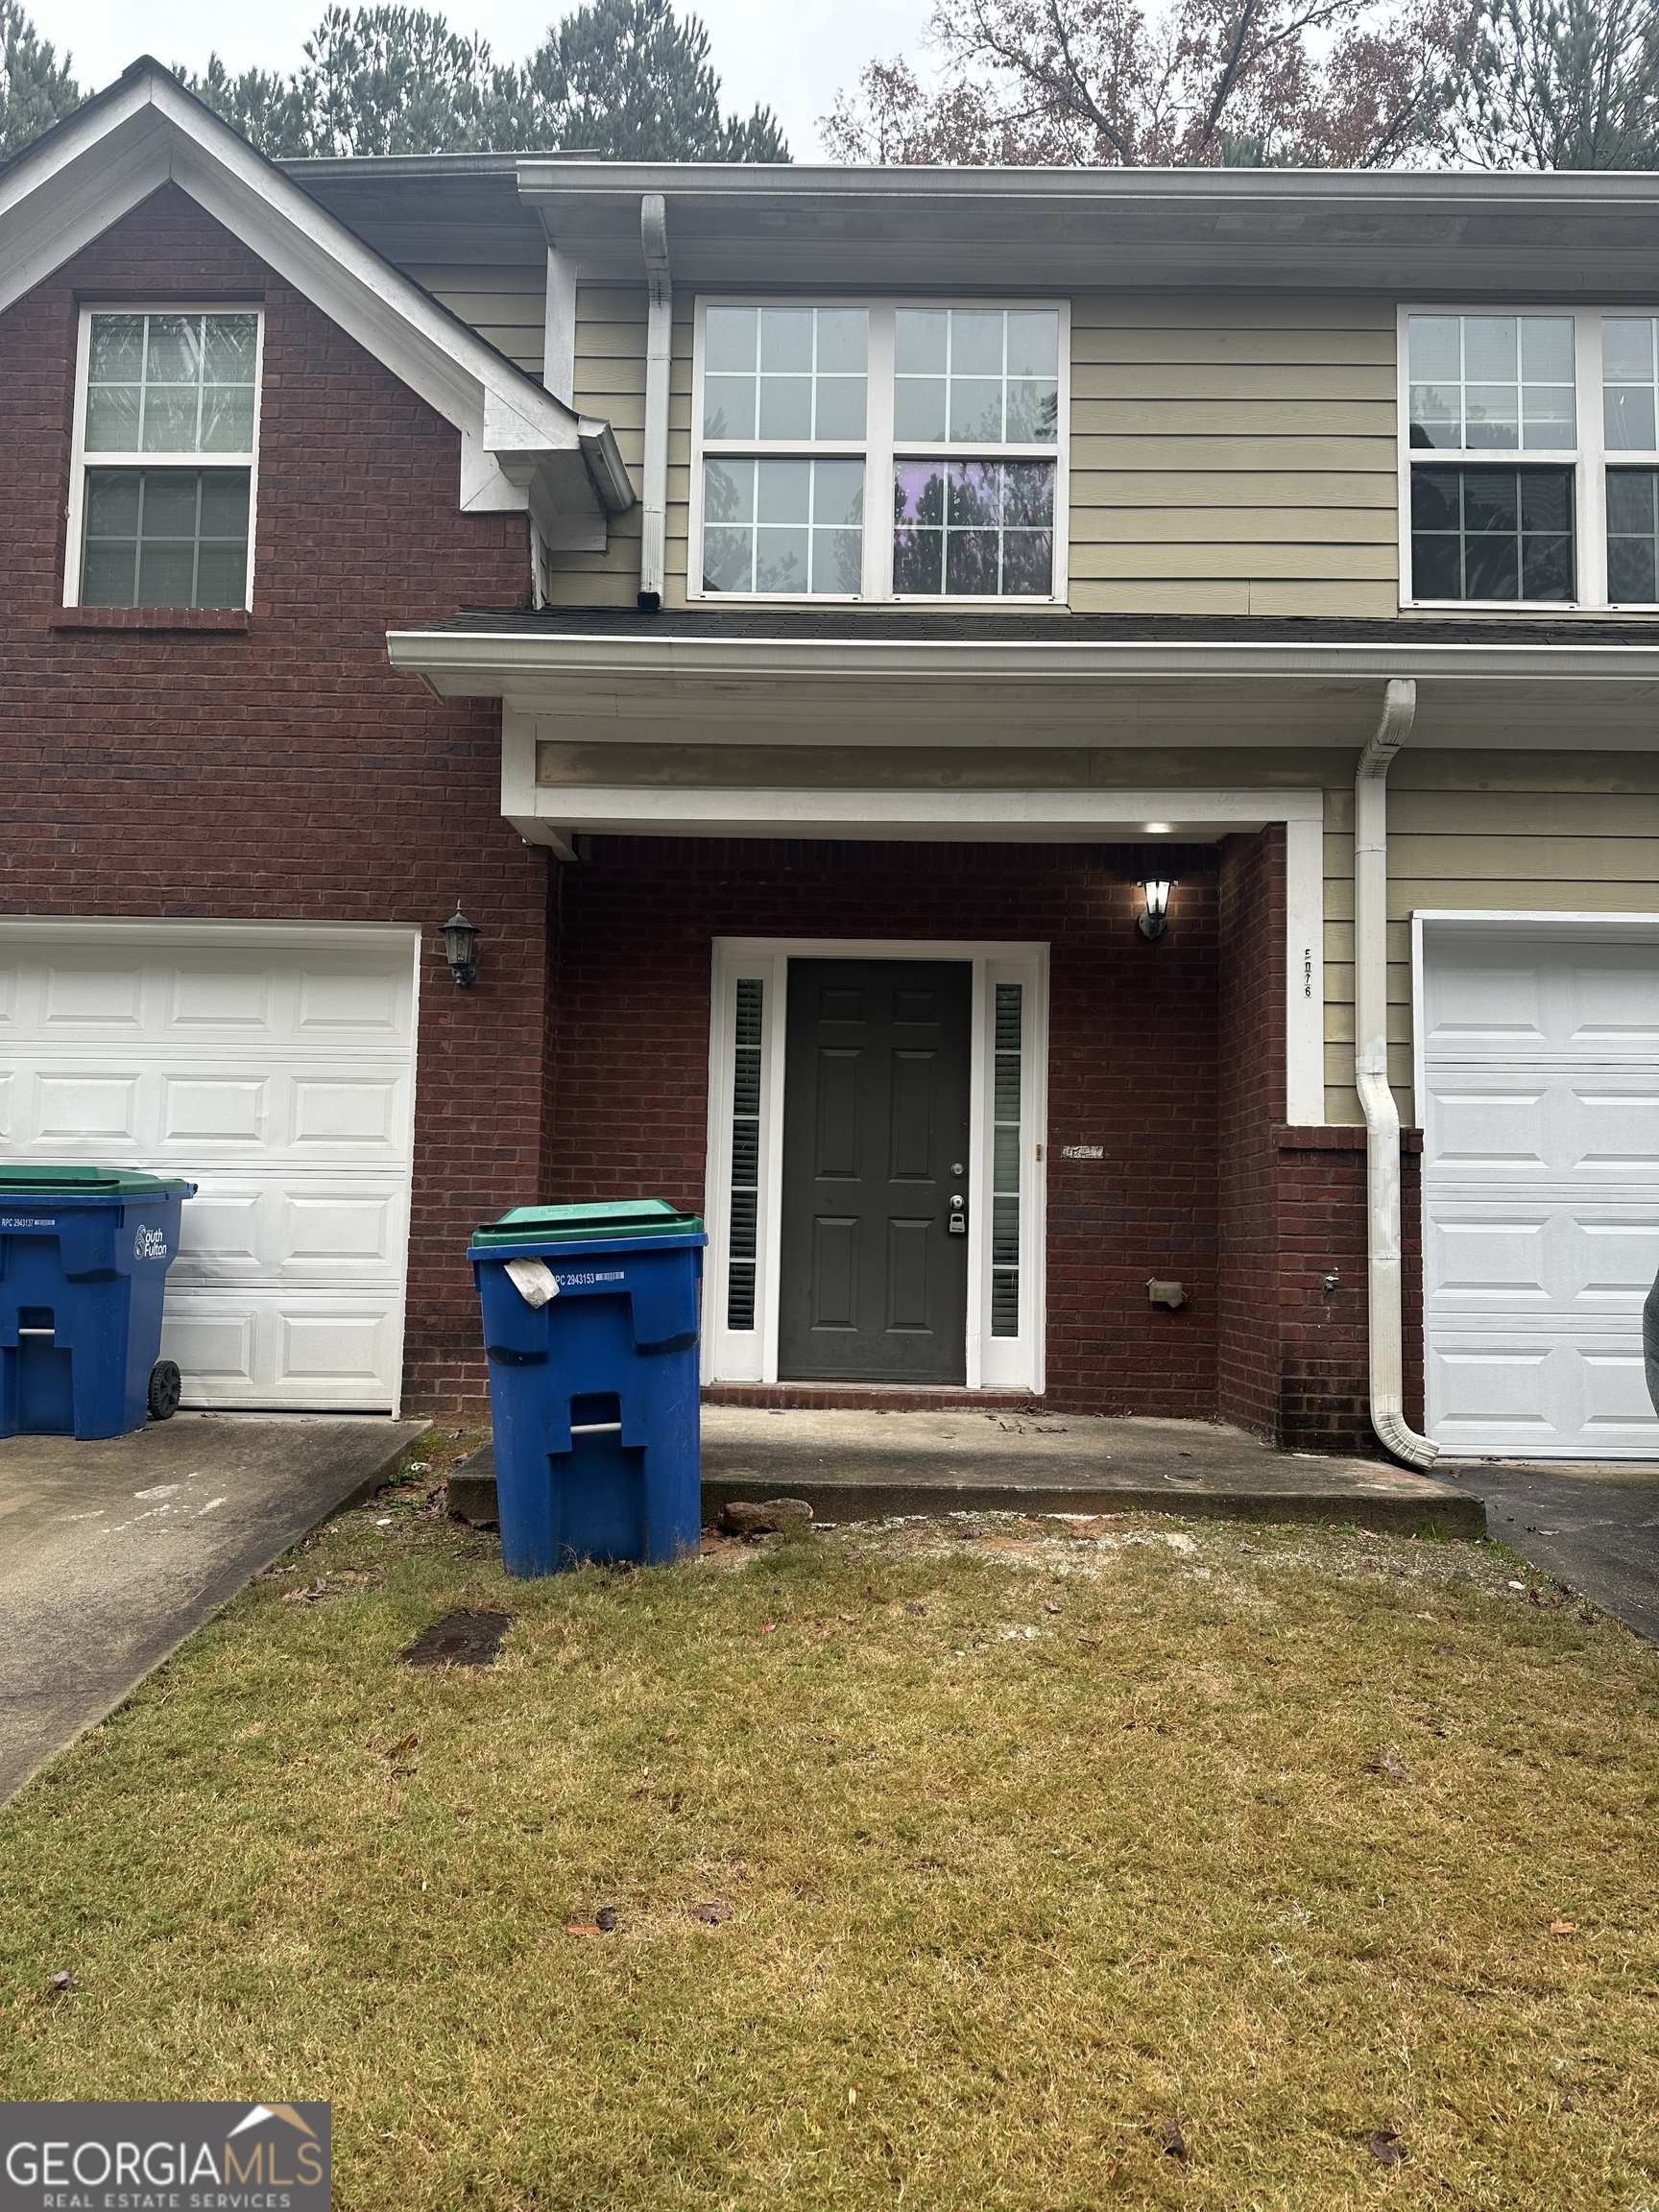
[1441,1460,1659,1640]
[0,1412,425,1803]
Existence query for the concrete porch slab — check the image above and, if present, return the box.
[446,1407,1483,1541]
[0,1412,427,1804]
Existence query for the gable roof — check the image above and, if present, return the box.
[0,60,633,548]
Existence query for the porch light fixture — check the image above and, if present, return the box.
[1137,878,1175,941]
[441,904,480,988]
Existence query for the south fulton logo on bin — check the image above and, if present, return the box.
[133,1225,169,1262]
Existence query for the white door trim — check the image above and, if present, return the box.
[703,937,1049,1393]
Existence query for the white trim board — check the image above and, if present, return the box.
[703,938,1049,1393]
[500,740,1325,1124]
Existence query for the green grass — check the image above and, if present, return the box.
[4,1494,1658,2211]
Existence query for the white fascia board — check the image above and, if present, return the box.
[386,627,1659,696]
[0,67,633,529]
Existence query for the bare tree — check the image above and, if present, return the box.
[823,0,1465,168]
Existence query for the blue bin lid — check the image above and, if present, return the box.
[0,1164,193,1197]
[473,1197,704,1246]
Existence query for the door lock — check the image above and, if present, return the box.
[948,1192,967,1236]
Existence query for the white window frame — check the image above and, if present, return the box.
[688,298,1070,607]
[63,302,265,612]
[702,938,1049,1394]
[1395,302,1659,613]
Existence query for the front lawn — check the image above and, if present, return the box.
[4,1486,1656,2210]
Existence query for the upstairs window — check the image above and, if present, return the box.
[692,300,1068,604]
[67,308,262,610]
[1400,307,1659,610]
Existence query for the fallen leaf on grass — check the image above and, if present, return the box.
[565,1923,603,1938]
[1550,1918,1578,1936]
[1077,1636,1102,1648]
[1368,1748,1408,1781]
[48,1971,77,1996]
[1160,2120,1187,2159]
[1042,1601,1064,1616]
[691,1901,731,1925]
[281,1579,329,1605]
[1366,2128,1407,2167]
[595,1908,619,1933]
[385,1734,419,1758]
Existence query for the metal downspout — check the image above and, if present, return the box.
[638,193,671,610]
[1355,677,1437,1468]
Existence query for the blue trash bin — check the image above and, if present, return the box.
[0,1166,196,1440]
[469,1200,707,1576]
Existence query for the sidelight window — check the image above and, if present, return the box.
[68,308,262,610]
[726,977,765,1332]
[991,983,1023,1337]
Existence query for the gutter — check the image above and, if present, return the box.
[384,629,1659,690]
[1355,679,1437,1470]
[638,193,672,609]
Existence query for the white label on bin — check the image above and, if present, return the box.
[554,1269,626,1289]
[505,1256,560,1309]
[133,1225,169,1261]
[1,1215,56,1230]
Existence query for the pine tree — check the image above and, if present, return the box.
[1,0,82,162]
[180,0,789,159]
[1451,0,1659,167]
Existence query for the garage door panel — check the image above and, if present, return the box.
[0,926,418,1413]
[1424,925,1659,1458]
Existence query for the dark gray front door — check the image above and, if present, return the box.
[779,958,972,1382]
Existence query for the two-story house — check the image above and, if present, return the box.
[6,60,1658,1466]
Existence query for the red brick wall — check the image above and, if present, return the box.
[547,836,1222,1417]
[0,185,549,1413]
[1274,1127,1426,1455]
[1216,827,1286,1436]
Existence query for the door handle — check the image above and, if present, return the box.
[948,1192,967,1236]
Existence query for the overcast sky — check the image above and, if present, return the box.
[34,0,939,157]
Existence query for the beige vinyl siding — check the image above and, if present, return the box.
[1321,756,1659,1125]
[1067,292,1398,619]
[404,264,546,377]
[535,284,1401,613]
[535,285,695,608]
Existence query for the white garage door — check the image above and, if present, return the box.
[0,921,420,1413]
[1421,921,1659,1459]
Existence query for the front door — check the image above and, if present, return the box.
[778,958,973,1382]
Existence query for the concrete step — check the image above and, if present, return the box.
[447,1407,1484,1541]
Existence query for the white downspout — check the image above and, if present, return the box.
[1356,677,1437,1468]
[638,193,671,610]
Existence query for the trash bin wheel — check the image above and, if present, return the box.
[147,1359,181,1422]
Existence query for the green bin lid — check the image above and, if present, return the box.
[0,1164,192,1197]
[472,1196,704,1245]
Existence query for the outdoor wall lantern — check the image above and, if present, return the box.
[441,905,480,988]
[1137,878,1175,941]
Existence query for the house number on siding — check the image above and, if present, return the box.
[1304,947,1313,999]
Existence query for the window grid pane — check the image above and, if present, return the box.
[1409,464,1574,603]
[893,460,1054,598]
[1607,468,1659,604]
[894,308,1059,445]
[991,983,1022,1339]
[702,306,868,444]
[1603,318,1659,452]
[1407,314,1575,452]
[84,312,258,456]
[80,469,251,609]
[727,977,764,1333]
[702,457,864,594]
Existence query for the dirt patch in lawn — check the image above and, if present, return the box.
[3,1505,1656,2211]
